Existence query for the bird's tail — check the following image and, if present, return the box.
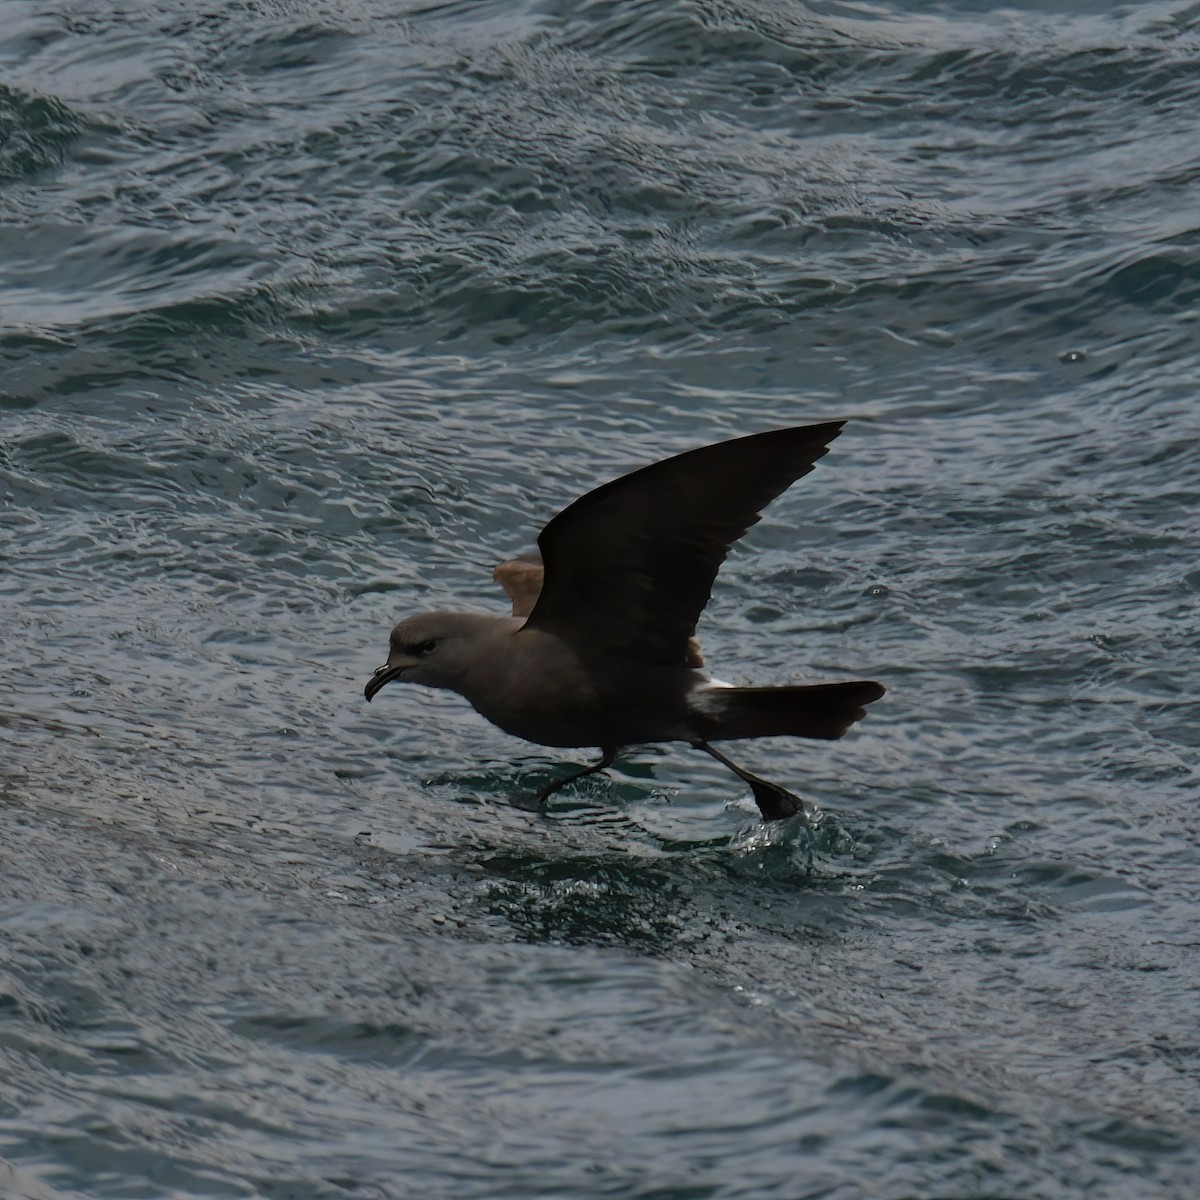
[690,681,885,742]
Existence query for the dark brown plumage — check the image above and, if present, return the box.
[366,421,884,822]
[528,423,845,666]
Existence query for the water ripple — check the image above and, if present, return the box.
[3,1,1200,1197]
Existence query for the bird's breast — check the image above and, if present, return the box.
[459,628,607,749]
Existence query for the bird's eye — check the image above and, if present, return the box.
[412,639,438,656]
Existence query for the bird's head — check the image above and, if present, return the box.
[364,611,497,700]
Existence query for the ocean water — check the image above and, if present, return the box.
[2,1,1199,1197]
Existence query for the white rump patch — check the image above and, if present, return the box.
[689,680,734,717]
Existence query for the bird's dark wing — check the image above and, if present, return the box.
[523,421,846,665]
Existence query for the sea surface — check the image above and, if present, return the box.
[2,2,1199,1197]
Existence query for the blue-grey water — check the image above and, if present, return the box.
[2,1,1198,1197]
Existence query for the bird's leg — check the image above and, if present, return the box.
[533,747,618,806]
[690,740,809,824]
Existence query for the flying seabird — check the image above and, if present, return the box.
[365,421,884,821]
